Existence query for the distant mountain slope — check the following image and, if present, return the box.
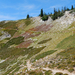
[0,10,75,75]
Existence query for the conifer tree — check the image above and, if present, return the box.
[40,9,43,17]
[27,14,29,19]
[71,5,74,10]
[64,6,66,12]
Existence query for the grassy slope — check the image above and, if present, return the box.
[0,14,75,75]
[48,47,75,72]
[56,33,75,49]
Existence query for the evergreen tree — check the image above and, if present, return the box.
[51,7,64,20]
[58,9,60,17]
[41,15,48,21]
[27,14,29,19]
[64,7,66,11]
[49,13,52,17]
[40,9,43,17]
[41,12,48,21]
[54,8,56,13]
[66,8,70,11]
[71,5,74,10]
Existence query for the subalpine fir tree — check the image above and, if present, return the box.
[40,9,43,17]
[27,14,29,19]
[64,6,66,12]
[58,9,60,17]
[71,5,74,10]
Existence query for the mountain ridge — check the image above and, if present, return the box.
[0,9,75,75]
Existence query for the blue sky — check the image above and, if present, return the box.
[0,0,75,21]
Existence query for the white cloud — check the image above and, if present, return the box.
[50,5,62,9]
[0,3,35,11]
[18,5,35,10]
[30,12,39,17]
[0,15,16,21]
[36,0,50,3]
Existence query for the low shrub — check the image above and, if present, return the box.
[55,72,63,75]
[45,70,52,75]
[33,50,57,62]
[25,19,32,26]
[29,71,43,75]
[63,74,68,75]
[38,38,52,44]
[1,36,24,49]
[68,68,74,72]
[4,29,17,36]
[41,15,48,21]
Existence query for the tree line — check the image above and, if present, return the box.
[26,5,75,21]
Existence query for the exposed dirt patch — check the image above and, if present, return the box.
[14,24,53,48]
[34,24,53,32]
[16,40,33,48]
[26,60,75,75]
[21,32,40,39]
[14,24,53,38]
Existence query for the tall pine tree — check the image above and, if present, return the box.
[40,9,43,17]
[27,14,29,19]
[71,5,74,10]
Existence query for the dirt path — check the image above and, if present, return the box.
[26,60,75,75]
[27,60,37,71]
[42,67,75,75]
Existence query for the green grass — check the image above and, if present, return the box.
[0,21,17,29]
[54,72,63,75]
[0,48,24,59]
[0,19,32,37]
[38,38,52,44]
[0,21,18,37]
[0,46,45,73]
[25,19,32,26]
[69,21,75,28]
[3,61,21,75]
[0,54,26,71]
[33,50,57,62]
[0,60,9,70]
[27,46,46,59]
[45,70,52,75]
[3,64,19,75]
[0,46,45,75]
[68,68,74,73]
[56,33,75,49]
[0,32,2,36]
[48,47,75,71]
[28,70,43,75]
[1,36,24,49]
[4,29,17,36]
[0,21,6,27]
[0,46,45,59]
[0,43,4,49]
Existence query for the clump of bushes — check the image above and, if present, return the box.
[0,32,2,36]
[1,36,24,49]
[55,72,68,75]
[55,72,63,75]
[33,50,57,62]
[47,47,75,72]
[25,19,32,26]
[4,29,17,36]
[68,68,74,72]
[45,70,52,75]
[63,74,68,75]
[29,71,43,75]
[41,15,48,21]
[38,38,52,44]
